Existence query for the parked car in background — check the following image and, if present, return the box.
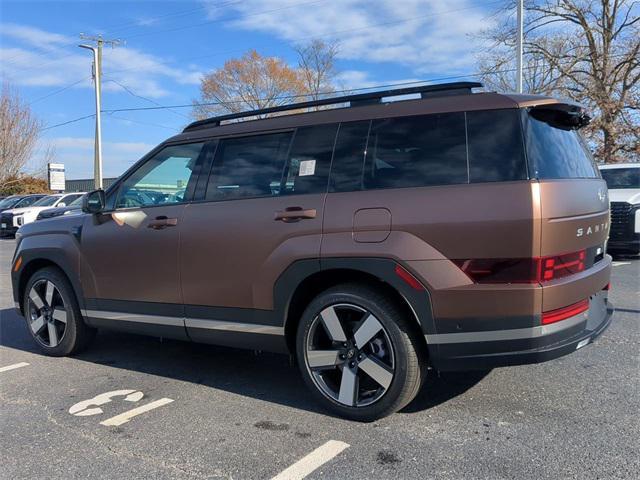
[1,193,84,236]
[36,194,86,221]
[599,162,640,255]
[0,194,46,214]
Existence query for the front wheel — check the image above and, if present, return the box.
[296,284,425,421]
[22,267,95,356]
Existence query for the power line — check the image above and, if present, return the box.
[28,78,89,105]
[42,114,96,131]
[105,78,191,119]
[105,113,180,132]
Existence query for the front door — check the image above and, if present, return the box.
[179,124,338,347]
[80,141,208,335]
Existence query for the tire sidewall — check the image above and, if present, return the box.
[296,287,416,421]
[23,267,82,357]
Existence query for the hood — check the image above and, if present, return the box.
[608,188,640,204]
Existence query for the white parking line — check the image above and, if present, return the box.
[0,362,29,373]
[270,440,350,480]
[612,261,631,266]
[100,398,174,426]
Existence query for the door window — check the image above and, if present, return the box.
[205,132,293,201]
[282,124,338,196]
[116,142,205,208]
[329,121,371,193]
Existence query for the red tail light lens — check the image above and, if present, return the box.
[542,299,589,325]
[454,250,587,284]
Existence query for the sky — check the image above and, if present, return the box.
[0,0,502,179]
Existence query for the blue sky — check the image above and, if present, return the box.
[1,0,499,179]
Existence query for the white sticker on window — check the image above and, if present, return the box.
[299,159,316,176]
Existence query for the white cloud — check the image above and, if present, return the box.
[206,0,494,76]
[0,23,202,97]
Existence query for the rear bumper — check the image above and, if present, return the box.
[430,291,614,371]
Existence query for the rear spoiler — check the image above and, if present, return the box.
[529,104,591,130]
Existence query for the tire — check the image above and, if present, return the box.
[296,283,426,421]
[22,266,95,356]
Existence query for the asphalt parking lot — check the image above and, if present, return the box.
[0,237,638,480]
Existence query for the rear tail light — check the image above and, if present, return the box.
[542,299,589,325]
[454,249,586,284]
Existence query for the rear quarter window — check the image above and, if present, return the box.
[467,109,527,182]
[364,113,467,190]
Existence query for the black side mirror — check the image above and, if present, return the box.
[82,189,105,214]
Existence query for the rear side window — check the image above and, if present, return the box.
[525,109,599,179]
[329,121,370,193]
[364,113,467,189]
[467,109,527,182]
[282,124,338,196]
[206,132,292,201]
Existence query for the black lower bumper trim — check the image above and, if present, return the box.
[432,294,614,371]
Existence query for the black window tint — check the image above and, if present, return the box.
[206,132,292,201]
[467,109,527,182]
[282,124,338,195]
[525,109,598,179]
[365,113,467,189]
[329,121,370,192]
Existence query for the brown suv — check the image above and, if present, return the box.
[11,82,614,421]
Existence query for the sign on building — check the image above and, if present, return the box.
[48,163,65,191]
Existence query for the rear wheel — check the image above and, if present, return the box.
[23,267,95,356]
[296,284,425,421]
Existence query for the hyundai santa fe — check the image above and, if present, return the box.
[10,82,614,421]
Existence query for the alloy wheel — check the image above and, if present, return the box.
[27,279,67,348]
[305,303,395,407]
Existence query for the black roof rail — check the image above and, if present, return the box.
[183,81,482,132]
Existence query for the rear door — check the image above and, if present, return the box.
[180,125,337,345]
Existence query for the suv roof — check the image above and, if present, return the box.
[174,81,573,142]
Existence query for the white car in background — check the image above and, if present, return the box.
[599,162,640,255]
[0,192,85,236]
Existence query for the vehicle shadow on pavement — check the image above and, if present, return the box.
[0,307,487,417]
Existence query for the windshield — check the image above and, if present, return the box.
[0,197,20,208]
[32,195,61,207]
[524,108,599,179]
[600,167,640,189]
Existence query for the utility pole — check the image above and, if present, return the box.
[516,0,524,93]
[78,34,121,189]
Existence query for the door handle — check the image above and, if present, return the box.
[274,207,317,222]
[147,216,178,229]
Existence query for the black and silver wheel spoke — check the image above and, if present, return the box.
[27,280,67,348]
[306,303,395,408]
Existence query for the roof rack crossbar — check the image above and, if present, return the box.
[183,81,482,132]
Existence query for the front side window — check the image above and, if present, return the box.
[525,108,599,179]
[205,132,293,201]
[117,142,205,208]
[600,168,640,189]
[364,113,467,190]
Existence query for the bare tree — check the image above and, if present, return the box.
[295,39,340,101]
[478,0,639,163]
[0,83,42,189]
[193,50,307,120]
